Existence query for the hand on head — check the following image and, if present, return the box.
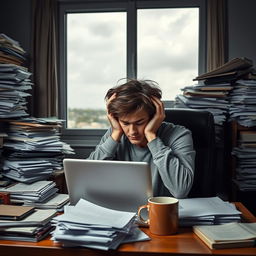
[144,97,165,143]
[106,93,124,141]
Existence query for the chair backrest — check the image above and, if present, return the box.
[164,108,216,197]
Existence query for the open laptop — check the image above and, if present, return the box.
[63,158,153,212]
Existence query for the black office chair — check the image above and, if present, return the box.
[164,108,216,197]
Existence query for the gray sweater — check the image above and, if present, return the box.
[88,122,195,198]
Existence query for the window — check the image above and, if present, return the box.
[59,0,206,142]
[67,12,126,129]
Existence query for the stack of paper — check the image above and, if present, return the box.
[232,146,256,191]
[51,198,150,250]
[174,58,256,126]
[193,57,254,83]
[229,79,256,127]
[2,117,74,183]
[0,180,58,204]
[0,33,26,66]
[175,82,231,125]
[23,193,70,212]
[0,207,57,242]
[0,34,32,118]
[178,197,241,226]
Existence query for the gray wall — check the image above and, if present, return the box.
[0,0,32,56]
[227,0,256,63]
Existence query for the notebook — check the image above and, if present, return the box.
[0,204,35,220]
[63,159,153,212]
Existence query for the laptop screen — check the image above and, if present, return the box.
[63,159,153,212]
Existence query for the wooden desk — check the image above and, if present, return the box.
[0,203,255,256]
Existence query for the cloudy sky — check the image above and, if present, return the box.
[67,8,198,110]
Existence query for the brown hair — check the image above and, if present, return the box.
[105,79,162,119]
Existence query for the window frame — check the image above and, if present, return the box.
[58,0,206,146]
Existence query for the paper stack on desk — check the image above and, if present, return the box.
[23,193,70,212]
[51,198,150,250]
[0,206,57,242]
[0,33,32,118]
[178,197,241,226]
[2,117,74,183]
[0,180,58,204]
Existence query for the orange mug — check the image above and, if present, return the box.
[138,196,179,235]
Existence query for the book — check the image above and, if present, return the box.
[183,89,228,98]
[239,131,256,142]
[0,223,54,242]
[193,222,256,249]
[193,57,253,81]
[0,208,57,227]
[0,204,34,220]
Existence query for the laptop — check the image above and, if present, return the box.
[63,158,153,212]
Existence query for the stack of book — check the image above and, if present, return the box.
[51,198,149,250]
[2,117,74,183]
[178,197,241,227]
[0,204,57,242]
[0,34,32,118]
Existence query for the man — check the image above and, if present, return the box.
[88,79,195,198]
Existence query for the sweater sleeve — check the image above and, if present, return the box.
[87,128,119,160]
[147,125,195,198]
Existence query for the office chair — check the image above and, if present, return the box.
[164,108,216,197]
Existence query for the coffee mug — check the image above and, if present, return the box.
[137,196,179,235]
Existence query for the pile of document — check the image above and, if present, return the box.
[0,180,58,204]
[175,83,230,126]
[174,58,256,126]
[228,78,256,191]
[0,33,32,118]
[51,198,150,250]
[178,196,241,226]
[232,146,256,191]
[229,79,256,127]
[2,117,74,183]
[0,204,57,242]
[0,33,26,66]
[23,193,70,212]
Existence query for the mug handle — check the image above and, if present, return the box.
[137,204,149,225]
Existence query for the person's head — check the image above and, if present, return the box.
[105,79,162,119]
[105,79,162,147]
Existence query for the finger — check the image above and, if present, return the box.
[152,97,164,114]
[151,97,165,120]
[106,93,117,113]
[107,93,117,105]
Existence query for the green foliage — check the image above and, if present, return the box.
[68,108,109,128]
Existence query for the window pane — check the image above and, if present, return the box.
[137,8,199,100]
[67,12,126,129]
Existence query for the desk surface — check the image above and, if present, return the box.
[0,202,255,256]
